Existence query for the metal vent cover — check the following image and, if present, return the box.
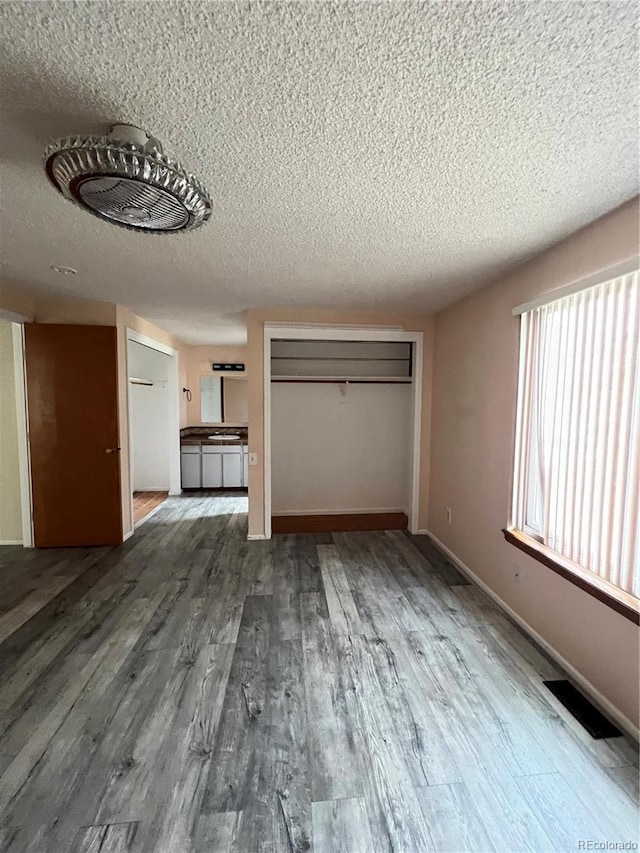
[44,125,211,233]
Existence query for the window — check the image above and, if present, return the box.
[511,266,639,602]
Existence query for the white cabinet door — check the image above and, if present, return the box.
[181,452,201,488]
[202,452,223,488]
[243,451,249,487]
[222,453,243,487]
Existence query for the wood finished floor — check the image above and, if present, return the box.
[0,493,637,853]
[133,492,169,526]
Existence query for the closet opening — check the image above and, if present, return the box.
[264,327,423,537]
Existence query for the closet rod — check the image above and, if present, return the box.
[270,378,412,385]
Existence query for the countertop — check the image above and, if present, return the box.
[180,426,248,447]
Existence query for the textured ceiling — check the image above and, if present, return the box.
[0,1,638,344]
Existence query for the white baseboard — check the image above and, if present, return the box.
[419,529,639,742]
[123,529,135,542]
[272,507,408,517]
[169,489,182,497]
[0,539,22,545]
[247,534,267,540]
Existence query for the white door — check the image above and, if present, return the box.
[181,452,201,488]
[222,453,243,487]
[202,452,223,488]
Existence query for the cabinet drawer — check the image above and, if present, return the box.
[181,444,200,454]
[203,444,242,454]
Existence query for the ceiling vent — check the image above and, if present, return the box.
[44,124,211,233]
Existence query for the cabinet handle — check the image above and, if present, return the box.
[105,447,121,454]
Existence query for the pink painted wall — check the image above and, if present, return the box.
[245,307,434,537]
[182,344,247,426]
[428,197,640,728]
[0,284,34,319]
[33,297,117,326]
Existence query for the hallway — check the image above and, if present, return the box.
[0,494,637,852]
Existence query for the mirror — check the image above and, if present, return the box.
[200,375,249,423]
[200,375,222,423]
[222,377,248,423]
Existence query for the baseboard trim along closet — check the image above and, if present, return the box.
[418,529,639,743]
[272,512,408,534]
[272,507,407,516]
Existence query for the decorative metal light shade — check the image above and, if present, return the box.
[44,124,211,233]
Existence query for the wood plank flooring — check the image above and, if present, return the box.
[132,492,168,525]
[0,493,637,853]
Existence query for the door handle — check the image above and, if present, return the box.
[105,447,121,454]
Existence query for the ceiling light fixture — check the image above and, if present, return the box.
[43,124,211,234]
[50,264,77,275]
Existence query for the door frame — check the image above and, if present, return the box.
[125,328,181,534]
[263,324,424,539]
[11,323,34,547]
[0,310,34,547]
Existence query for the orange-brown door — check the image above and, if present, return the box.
[24,324,123,547]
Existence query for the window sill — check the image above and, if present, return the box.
[502,528,639,625]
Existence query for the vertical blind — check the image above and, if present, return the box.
[512,268,639,598]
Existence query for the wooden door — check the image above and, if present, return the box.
[24,324,123,547]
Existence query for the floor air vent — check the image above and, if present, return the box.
[543,680,622,739]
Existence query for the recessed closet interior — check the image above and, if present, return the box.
[270,338,415,532]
